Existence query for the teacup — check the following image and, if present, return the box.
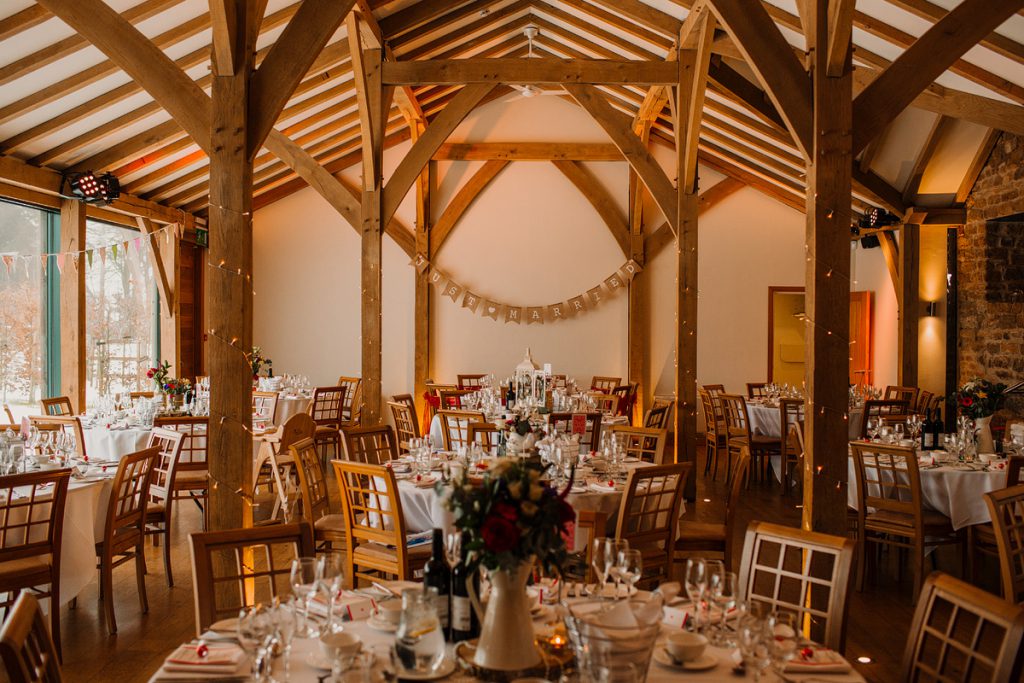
[666,631,707,663]
[320,631,361,661]
[374,598,402,625]
[979,452,1001,464]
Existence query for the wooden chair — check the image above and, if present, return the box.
[590,376,620,393]
[675,448,751,571]
[746,382,768,399]
[423,383,457,426]
[188,523,314,636]
[457,374,486,390]
[967,456,1024,585]
[28,416,86,459]
[737,521,855,651]
[548,412,603,453]
[153,416,209,523]
[614,462,691,587]
[336,376,363,427]
[698,388,726,479]
[143,428,186,586]
[438,389,472,410]
[2,404,14,423]
[128,391,154,401]
[607,425,667,464]
[466,422,500,456]
[861,399,909,438]
[884,385,919,410]
[985,483,1024,603]
[779,398,805,494]
[39,397,72,417]
[702,384,725,397]
[342,425,399,465]
[850,442,963,596]
[95,447,159,634]
[251,414,315,525]
[643,400,672,430]
[720,394,780,485]
[900,572,1024,683]
[332,460,431,587]
[388,395,420,454]
[291,437,344,551]
[915,390,933,415]
[437,410,486,451]
[610,383,638,420]
[252,391,279,424]
[308,385,347,465]
[0,470,70,659]
[0,593,63,683]
[567,509,608,583]
[591,394,619,416]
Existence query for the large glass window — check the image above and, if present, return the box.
[85,219,156,406]
[0,202,48,421]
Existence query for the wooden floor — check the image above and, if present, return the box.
[57,450,991,683]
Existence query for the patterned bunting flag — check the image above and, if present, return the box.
[526,307,545,325]
[111,243,119,260]
[504,307,522,324]
[461,290,481,313]
[546,302,567,322]
[442,281,463,302]
[133,237,141,253]
[86,250,94,268]
[99,246,107,265]
[482,301,501,320]
[2,255,12,275]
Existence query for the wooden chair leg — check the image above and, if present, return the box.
[136,544,149,614]
[50,579,61,660]
[856,534,867,591]
[101,557,116,635]
[163,519,174,587]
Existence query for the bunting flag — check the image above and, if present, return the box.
[2,255,13,275]
[111,243,118,260]
[411,252,641,326]
[99,246,107,264]
[55,253,64,274]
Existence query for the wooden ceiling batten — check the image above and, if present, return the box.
[882,0,1024,65]
[0,5,50,42]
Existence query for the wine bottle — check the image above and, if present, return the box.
[422,528,451,640]
[930,407,943,450]
[921,410,933,450]
[506,383,516,411]
[450,532,479,642]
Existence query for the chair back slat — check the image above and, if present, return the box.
[0,593,63,683]
[388,396,420,454]
[985,484,1024,604]
[0,470,70,564]
[336,377,362,424]
[607,426,667,464]
[883,385,918,409]
[590,376,621,393]
[900,572,1024,683]
[145,428,186,505]
[104,448,159,540]
[861,399,909,438]
[698,389,720,440]
[644,400,672,430]
[437,410,486,451]
[746,382,768,399]
[1007,456,1024,487]
[40,397,72,417]
[466,423,501,456]
[188,523,314,635]
[457,374,485,390]
[548,412,603,452]
[291,438,332,523]
[779,399,805,459]
[343,426,399,465]
[591,394,618,416]
[28,416,86,458]
[275,413,317,457]
[309,386,347,427]
[720,394,752,441]
[614,463,690,583]
[153,416,208,474]
[737,521,855,651]
[252,391,279,423]
[850,442,921,519]
[725,449,752,569]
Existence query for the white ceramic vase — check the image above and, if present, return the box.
[976,414,995,453]
[471,561,541,671]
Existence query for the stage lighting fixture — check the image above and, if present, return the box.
[61,171,120,206]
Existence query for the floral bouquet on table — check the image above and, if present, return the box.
[250,346,272,380]
[951,378,1007,419]
[445,458,575,574]
[146,361,190,395]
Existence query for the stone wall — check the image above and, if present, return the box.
[960,132,1024,412]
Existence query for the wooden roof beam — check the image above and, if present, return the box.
[381,58,680,85]
[0,5,50,41]
[852,0,1024,156]
[883,0,1024,65]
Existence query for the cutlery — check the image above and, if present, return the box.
[372,581,400,597]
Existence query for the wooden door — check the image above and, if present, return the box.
[849,291,872,386]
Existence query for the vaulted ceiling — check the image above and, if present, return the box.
[0,0,1022,222]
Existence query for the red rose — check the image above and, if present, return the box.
[481,515,520,553]
[961,397,974,407]
[146,369,155,378]
[494,502,518,521]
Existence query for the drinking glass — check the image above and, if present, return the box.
[893,423,905,443]
[290,557,319,637]
[684,558,708,632]
[591,538,613,597]
[616,549,642,597]
[394,588,445,675]
[606,539,630,597]
[238,606,274,682]
[318,550,345,630]
[709,570,738,646]
[271,598,297,680]
[737,617,771,682]
[866,417,880,441]
[768,611,800,675]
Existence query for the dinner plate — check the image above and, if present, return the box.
[365,614,398,633]
[652,648,717,671]
[396,656,456,680]
[208,618,239,634]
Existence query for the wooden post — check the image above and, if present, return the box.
[59,198,86,412]
[898,224,920,386]
[359,48,385,425]
[802,0,852,536]
[627,127,649,424]
[413,155,432,425]
[207,2,256,532]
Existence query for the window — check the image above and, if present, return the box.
[85,219,156,406]
[0,202,49,421]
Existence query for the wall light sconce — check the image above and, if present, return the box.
[924,301,939,317]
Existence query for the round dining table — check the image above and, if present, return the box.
[274,394,311,426]
[81,423,151,461]
[747,400,863,441]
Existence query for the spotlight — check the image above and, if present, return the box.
[61,171,120,206]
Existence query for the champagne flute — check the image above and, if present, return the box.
[616,549,642,597]
[591,538,612,597]
[606,539,630,597]
[684,558,708,632]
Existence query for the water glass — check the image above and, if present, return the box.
[616,549,642,597]
[591,538,613,596]
[237,606,275,682]
[318,551,345,630]
[394,589,445,675]
[737,616,771,682]
[684,558,708,632]
[270,599,297,678]
[708,569,738,645]
[290,558,319,637]
[768,611,800,674]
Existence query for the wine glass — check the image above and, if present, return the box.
[616,549,642,597]
[289,557,319,637]
[237,605,274,682]
[606,539,630,597]
[684,558,708,632]
[768,611,800,675]
[270,598,297,678]
[737,616,772,682]
[893,423,905,443]
[591,538,613,597]
[709,570,738,646]
[866,416,880,441]
[318,550,345,629]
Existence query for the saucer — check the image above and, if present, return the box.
[652,648,717,671]
[366,614,398,633]
[397,656,456,680]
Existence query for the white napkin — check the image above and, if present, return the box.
[785,648,852,673]
[308,591,376,620]
[158,643,245,675]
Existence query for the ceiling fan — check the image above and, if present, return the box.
[503,26,563,102]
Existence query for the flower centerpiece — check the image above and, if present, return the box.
[250,346,272,381]
[146,360,190,396]
[445,458,575,671]
[502,415,534,454]
[952,378,1008,452]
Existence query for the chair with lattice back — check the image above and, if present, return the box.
[591,394,619,416]
[0,593,63,683]
[900,572,1024,683]
[985,483,1024,604]
[884,385,919,411]
[291,437,344,551]
[457,374,486,390]
[188,523,315,636]
[308,385,346,465]
[779,398,805,494]
[252,391,279,424]
[861,399,910,438]
[96,447,159,635]
[614,462,690,587]
[437,410,486,451]
[467,422,501,456]
[143,428,186,587]
[607,425,667,464]
[675,448,751,572]
[699,388,726,479]
[332,460,431,587]
[336,376,362,426]
[720,394,780,485]
[388,396,420,454]
[28,416,87,459]
[590,376,620,393]
[343,425,399,465]
[153,416,209,523]
[644,399,672,430]
[968,456,1024,583]
[548,412,603,453]
[3,404,15,423]
[40,397,72,417]
[0,469,70,659]
[746,383,768,399]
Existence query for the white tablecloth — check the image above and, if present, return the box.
[747,401,862,441]
[59,477,115,605]
[81,425,151,460]
[846,453,1006,530]
[275,395,311,427]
